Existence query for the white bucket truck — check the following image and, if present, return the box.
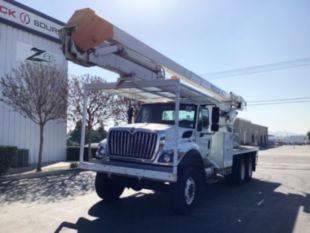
[59,9,258,213]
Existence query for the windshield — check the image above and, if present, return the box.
[136,103,197,128]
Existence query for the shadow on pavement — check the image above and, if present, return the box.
[54,178,310,233]
[0,170,95,203]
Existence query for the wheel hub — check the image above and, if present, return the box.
[185,177,196,205]
[240,162,245,181]
[248,160,253,177]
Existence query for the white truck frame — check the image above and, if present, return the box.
[59,8,258,213]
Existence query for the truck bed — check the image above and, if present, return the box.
[233,145,258,155]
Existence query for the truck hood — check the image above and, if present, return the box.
[110,123,194,140]
[112,123,172,132]
[105,123,196,154]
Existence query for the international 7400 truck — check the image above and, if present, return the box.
[59,9,258,214]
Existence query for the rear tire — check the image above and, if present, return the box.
[232,158,246,185]
[170,167,202,214]
[224,174,233,184]
[95,173,125,202]
[245,157,253,182]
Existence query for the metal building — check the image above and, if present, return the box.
[0,0,67,164]
[234,118,268,147]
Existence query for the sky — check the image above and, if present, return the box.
[18,0,310,135]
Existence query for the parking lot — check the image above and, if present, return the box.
[0,145,309,233]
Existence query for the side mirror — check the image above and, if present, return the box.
[211,107,220,132]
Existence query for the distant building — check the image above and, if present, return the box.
[268,135,277,145]
[234,118,268,147]
[281,135,309,145]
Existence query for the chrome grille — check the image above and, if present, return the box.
[108,130,158,160]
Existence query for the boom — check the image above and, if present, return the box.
[59,8,245,111]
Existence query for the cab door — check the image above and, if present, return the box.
[196,106,211,160]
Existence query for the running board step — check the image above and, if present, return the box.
[206,178,220,184]
[205,167,215,178]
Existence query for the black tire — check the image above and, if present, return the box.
[245,157,253,182]
[224,174,233,184]
[170,167,202,214]
[232,158,246,185]
[95,173,125,202]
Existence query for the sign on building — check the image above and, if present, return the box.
[0,0,62,42]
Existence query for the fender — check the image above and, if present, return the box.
[178,149,205,180]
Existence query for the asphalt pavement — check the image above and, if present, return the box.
[0,145,309,233]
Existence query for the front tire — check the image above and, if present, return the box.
[170,167,201,214]
[95,173,125,202]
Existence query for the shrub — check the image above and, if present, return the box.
[66,147,97,161]
[0,146,18,176]
[70,161,79,169]
[12,149,29,168]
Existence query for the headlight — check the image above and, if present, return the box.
[100,146,105,154]
[95,144,106,159]
[158,150,174,163]
[159,137,165,146]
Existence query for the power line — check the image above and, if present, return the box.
[201,57,310,79]
[248,96,310,103]
[248,100,310,106]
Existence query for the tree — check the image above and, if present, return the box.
[68,120,106,144]
[112,98,141,125]
[307,131,310,141]
[96,123,108,140]
[0,63,67,172]
[68,75,125,160]
[69,120,83,144]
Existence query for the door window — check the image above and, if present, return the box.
[198,107,209,131]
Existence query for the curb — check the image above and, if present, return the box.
[0,168,81,182]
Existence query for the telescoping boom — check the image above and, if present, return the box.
[59,8,245,111]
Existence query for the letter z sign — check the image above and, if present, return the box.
[26,47,56,63]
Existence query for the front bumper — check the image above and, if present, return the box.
[80,160,177,182]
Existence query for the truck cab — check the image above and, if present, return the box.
[96,102,219,168]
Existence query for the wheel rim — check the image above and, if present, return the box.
[240,161,245,181]
[185,176,196,205]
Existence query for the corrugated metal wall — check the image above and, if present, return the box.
[0,23,67,164]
